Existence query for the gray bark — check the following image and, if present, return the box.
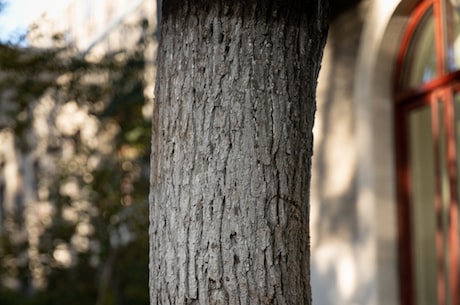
[150,1,328,304]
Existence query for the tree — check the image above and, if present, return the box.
[150,0,328,304]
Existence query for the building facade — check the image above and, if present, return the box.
[311,0,460,305]
[29,0,157,54]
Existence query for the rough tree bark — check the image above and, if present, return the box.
[150,0,328,304]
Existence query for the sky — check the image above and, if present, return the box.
[0,0,70,42]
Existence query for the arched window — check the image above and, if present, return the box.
[395,1,460,305]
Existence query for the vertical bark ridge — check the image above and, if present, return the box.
[150,1,327,304]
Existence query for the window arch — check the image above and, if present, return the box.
[395,1,460,305]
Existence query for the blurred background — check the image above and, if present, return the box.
[0,1,157,304]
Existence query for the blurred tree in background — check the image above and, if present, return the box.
[0,2,154,304]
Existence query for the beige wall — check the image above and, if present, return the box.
[311,1,417,304]
[311,3,364,304]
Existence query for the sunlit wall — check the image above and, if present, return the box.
[311,1,417,305]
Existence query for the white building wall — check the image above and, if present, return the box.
[28,0,155,55]
[312,1,417,304]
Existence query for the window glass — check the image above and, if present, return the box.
[408,105,439,305]
[400,8,438,90]
[438,100,453,305]
[445,0,460,71]
[453,92,460,296]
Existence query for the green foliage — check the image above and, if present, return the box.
[0,12,153,305]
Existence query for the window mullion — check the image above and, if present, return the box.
[434,0,447,75]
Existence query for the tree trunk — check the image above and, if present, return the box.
[150,1,328,304]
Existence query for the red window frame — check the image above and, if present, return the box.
[394,1,460,305]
